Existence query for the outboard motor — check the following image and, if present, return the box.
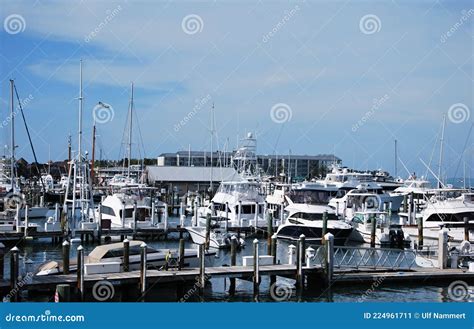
[388,225,405,249]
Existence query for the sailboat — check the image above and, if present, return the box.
[98,83,166,229]
[63,60,97,233]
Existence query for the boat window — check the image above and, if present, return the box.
[103,246,158,258]
[102,206,116,217]
[292,212,338,221]
[426,212,474,222]
[288,189,336,205]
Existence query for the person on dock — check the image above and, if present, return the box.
[164,249,172,271]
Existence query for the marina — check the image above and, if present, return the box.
[0,1,473,311]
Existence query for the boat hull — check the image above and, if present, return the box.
[276,224,352,246]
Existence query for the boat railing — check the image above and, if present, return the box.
[313,245,417,270]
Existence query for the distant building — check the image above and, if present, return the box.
[156,151,341,180]
[146,165,240,194]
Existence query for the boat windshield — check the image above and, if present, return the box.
[291,212,338,221]
[288,189,337,205]
[426,211,474,222]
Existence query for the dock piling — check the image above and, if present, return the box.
[288,244,296,265]
[464,217,469,241]
[62,240,70,275]
[324,233,334,286]
[164,204,169,233]
[10,246,19,302]
[225,202,229,232]
[193,200,198,227]
[133,201,138,238]
[15,204,21,233]
[322,211,328,244]
[296,235,305,289]
[76,245,84,301]
[229,236,237,295]
[178,238,185,270]
[123,239,130,272]
[97,205,102,245]
[205,213,211,250]
[438,229,448,269]
[24,205,29,238]
[266,211,273,255]
[253,238,260,295]
[305,246,315,268]
[270,233,277,285]
[0,243,4,280]
[238,201,242,227]
[199,244,206,289]
[140,242,147,297]
[370,214,376,248]
[417,216,423,249]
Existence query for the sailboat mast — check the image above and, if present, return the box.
[394,139,398,177]
[127,82,133,178]
[9,79,15,191]
[91,121,96,184]
[438,114,446,188]
[210,103,214,192]
[78,60,83,159]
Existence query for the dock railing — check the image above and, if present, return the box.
[313,245,417,271]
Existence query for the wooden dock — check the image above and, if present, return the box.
[1,264,473,297]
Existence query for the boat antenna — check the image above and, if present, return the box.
[127,82,134,179]
[9,79,15,192]
[78,59,83,160]
[437,114,446,188]
[394,139,398,177]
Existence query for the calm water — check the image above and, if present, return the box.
[1,215,466,303]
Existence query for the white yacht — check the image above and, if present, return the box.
[391,175,433,209]
[401,189,474,245]
[196,180,266,228]
[329,182,404,214]
[265,182,292,221]
[275,184,352,245]
[344,192,410,247]
[97,187,166,229]
[275,204,353,245]
[317,166,403,211]
[186,226,245,249]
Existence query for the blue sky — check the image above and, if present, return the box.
[0,0,472,179]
